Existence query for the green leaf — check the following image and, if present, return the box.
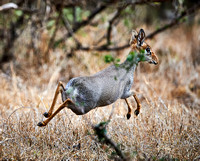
[53,40,60,49]
[180,16,187,23]
[114,63,120,67]
[54,40,62,47]
[47,20,55,29]
[124,18,130,28]
[153,2,161,5]
[15,10,23,17]
[140,49,145,54]
[104,55,114,63]
[122,6,132,15]
[126,54,133,62]
[126,51,136,62]
[138,53,146,62]
[62,8,73,22]
[95,121,108,142]
[76,7,82,22]
[83,10,90,19]
[115,58,120,63]
[114,58,120,67]
[99,121,109,127]
[111,151,117,156]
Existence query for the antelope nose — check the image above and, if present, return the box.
[151,60,158,65]
[153,61,158,65]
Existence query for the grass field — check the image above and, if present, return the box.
[0,24,200,160]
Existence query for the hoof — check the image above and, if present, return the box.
[126,113,131,119]
[43,112,50,118]
[37,122,46,127]
[134,109,140,116]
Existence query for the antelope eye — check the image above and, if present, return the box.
[146,47,150,53]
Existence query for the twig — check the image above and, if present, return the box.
[7,106,33,122]
[17,7,38,14]
[72,6,77,25]
[78,44,129,51]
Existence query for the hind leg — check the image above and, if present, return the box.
[38,98,74,127]
[43,81,65,118]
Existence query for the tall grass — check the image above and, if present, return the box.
[0,25,200,160]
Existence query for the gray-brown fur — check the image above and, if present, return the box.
[61,60,136,114]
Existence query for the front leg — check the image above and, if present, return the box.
[43,81,65,118]
[124,98,132,119]
[133,94,141,116]
[123,91,141,117]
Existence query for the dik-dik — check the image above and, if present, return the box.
[38,29,158,127]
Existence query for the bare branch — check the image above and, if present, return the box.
[61,15,81,48]
[73,5,106,32]
[55,0,171,48]
[106,7,124,45]
[146,2,200,39]
[72,6,77,24]
[76,2,200,52]
[78,44,129,51]
[17,7,38,14]
[55,5,107,45]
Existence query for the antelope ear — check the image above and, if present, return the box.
[137,29,145,46]
[129,30,138,45]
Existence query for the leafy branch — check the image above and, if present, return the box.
[93,121,127,161]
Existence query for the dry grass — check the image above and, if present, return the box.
[0,24,200,160]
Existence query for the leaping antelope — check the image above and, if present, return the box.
[37,29,158,127]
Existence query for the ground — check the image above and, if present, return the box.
[0,25,200,160]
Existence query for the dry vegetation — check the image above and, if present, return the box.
[0,2,200,160]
